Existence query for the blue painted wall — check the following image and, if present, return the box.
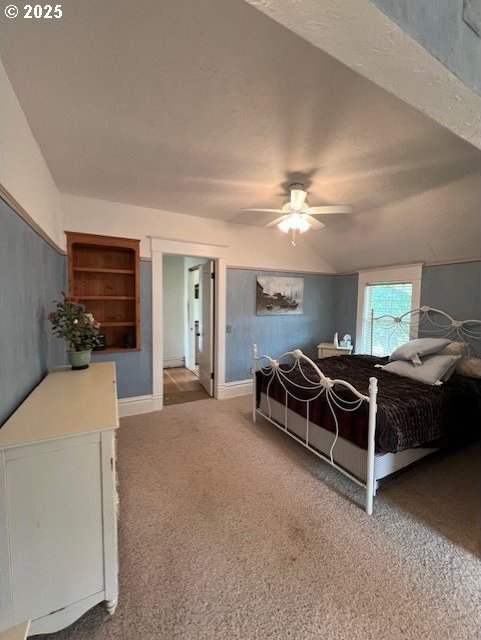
[225,263,480,382]
[371,0,481,96]
[0,199,66,427]
[92,260,153,398]
[225,269,336,382]
[78,260,481,391]
[333,274,358,342]
[331,263,480,342]
[331,263,480,343]
[421,261,481,355]
[2,217,472,407]
[421,262,480,320]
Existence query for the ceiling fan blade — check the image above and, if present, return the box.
[303,215,325,230]
[308,205,354,215]
[290,189,307,209]
[241,208,283,213]
[265,214,290,228]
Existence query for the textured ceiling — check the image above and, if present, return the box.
[1,0,480,271]
[244,0,481,147]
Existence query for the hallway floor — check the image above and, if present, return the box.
[163,367,210,405]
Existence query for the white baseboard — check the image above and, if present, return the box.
[119,380,251,416]
[118,394,163,417]
[163,356,185,368]
[217,379,252,400]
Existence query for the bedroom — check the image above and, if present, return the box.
[0,1,480,638]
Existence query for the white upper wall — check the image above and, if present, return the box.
[163,255,186,364]
[0,61,62,247]
[61,193,335,272]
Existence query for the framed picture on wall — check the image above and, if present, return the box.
[256,276,304,315]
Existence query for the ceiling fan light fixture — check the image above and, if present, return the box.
[241,185,352,247]
[278,213,310,234]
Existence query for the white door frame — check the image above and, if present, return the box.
[151,237,228,410]
[198,260,215,396]
[185,266,198,373]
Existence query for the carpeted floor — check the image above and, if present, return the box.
[42,396,480,640]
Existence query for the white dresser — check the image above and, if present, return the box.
[317,342,353,358]
[0,362,119,636]
[0,622,30,640]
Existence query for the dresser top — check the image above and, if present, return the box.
[0,362,118,449]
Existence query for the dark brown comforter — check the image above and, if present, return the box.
[255,355,481,453]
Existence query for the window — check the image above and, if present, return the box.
[360,282,413,356]
[356,265,422,356]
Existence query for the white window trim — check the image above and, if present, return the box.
[355,264,423,354]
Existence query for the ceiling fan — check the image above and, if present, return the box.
[242,184,353,246]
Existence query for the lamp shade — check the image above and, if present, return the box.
[278,213,310,233]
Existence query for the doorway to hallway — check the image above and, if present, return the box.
[163,367,210,406]
[162,255,215,405]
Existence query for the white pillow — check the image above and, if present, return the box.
[389,338,451,366]
[381,354,461,386]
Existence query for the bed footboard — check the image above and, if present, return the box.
[252,344,378,515]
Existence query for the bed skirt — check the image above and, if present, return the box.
[259,393,438,484]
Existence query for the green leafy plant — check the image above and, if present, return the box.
[48,293,101,352]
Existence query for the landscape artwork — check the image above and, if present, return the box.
[256,276,304,315]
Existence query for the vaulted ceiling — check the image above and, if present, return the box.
[1,0,479,271]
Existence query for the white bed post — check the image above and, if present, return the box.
[366,376,378,515]
[252,344,258,423]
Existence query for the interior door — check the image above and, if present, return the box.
[186,268,196,372]
[198,260,214,396]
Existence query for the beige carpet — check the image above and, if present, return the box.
[42,396,480,640]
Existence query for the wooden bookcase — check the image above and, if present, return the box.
[66,232,141,352]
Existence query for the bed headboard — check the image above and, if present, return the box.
[370,305,481,356]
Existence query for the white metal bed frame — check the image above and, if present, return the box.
[252,306,481,515]
[370,304,481,356]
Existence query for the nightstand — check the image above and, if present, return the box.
[317,342,353,358]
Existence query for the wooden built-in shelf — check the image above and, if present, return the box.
[66,232,141,352]
[77,295,136,300]
[73,267,135,275]
[100,322,136,327]
[95,347,140,354]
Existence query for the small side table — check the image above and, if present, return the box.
[317,342,353,358]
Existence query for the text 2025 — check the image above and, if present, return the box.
[24,4,62,19]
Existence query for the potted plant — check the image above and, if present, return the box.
[48,294,102,369]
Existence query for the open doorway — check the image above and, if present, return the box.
[162,255,215,405]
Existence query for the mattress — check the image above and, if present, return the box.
[255,355,481,453]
